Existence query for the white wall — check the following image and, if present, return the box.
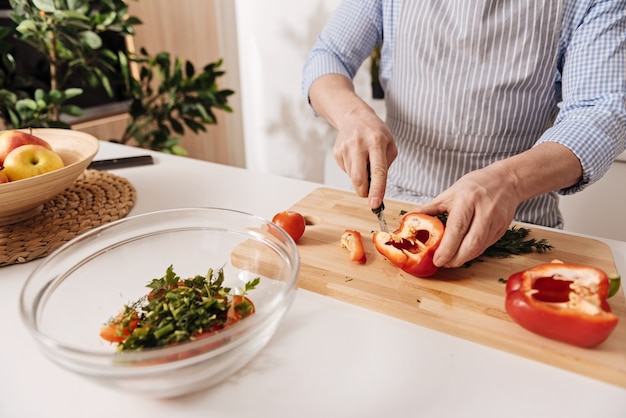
[559,156,626,242]
[233,0,382,185]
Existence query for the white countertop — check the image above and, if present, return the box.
[1,141,625,418]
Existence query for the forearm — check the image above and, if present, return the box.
[541,0,626,191]
[418,142,582,268]
[491,142,583,203]
[308,73,397,206]
[308,74,378,130]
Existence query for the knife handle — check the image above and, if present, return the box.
[367,163,386,214]
[372,202,385,215]
[88,155,154,170]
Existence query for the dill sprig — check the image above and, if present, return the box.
[482,225,553,258]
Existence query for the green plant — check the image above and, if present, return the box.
[369,43,383,99]
[0,0,234,154]
[0,26,29,119]
[0,0,138,128]
[119,48,234,155]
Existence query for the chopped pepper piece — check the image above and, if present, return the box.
[372,212,444,277]
[505,261,619,348]
[341,229,366,264]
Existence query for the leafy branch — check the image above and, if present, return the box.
[1,0,138,128]
[0,0,234,155]
[480,225,553,258]
[118,48,234,155]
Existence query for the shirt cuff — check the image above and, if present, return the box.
[301,53,353,107]
[534,109,625,195]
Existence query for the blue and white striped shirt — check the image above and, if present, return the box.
[302,0,626,194]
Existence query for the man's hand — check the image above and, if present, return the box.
[309,74,397,209]
[414,142,582,268]
[415,167,518,268]
[332,105,396,209]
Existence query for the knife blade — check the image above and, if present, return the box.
[372,201,389,232]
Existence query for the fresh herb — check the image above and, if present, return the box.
[484,226,553,258]
[103,265,259,352]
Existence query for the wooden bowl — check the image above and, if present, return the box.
[0,128,100,226]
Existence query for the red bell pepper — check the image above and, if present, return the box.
[341,229,366,264]
[372,212,444,277]
[505,261,619,348]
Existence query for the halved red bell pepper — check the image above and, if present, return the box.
[372,213,444,277]
[341,229,366,264]
[505,261,619,348]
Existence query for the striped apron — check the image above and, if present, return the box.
[385,0,565,227]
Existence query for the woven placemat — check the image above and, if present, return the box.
[0,170,136,267]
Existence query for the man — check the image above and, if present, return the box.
[302,0,626,268]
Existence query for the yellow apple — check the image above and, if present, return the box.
[0,167,8,184]
[0,129,53,166]
[3,144,65,181]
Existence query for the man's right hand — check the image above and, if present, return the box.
[309,74,397,209]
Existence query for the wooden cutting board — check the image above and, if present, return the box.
[288,187,626,388]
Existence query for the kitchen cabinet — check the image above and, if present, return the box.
[70,112,130,143]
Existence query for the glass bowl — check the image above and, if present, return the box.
[19,207,300,398]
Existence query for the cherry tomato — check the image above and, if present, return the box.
[226,295,256,324]
[99,310,139,343]
[272,211,306,242]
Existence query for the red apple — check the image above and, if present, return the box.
[0,167,8,184]
[0,130,53,166]
[3,144,65,181]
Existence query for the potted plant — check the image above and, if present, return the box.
[0,0,137,128]
[0,0,233,155]
[370,43,384,100]
[118,48,233,155]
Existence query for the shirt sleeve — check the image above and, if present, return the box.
[301,0,383,103]
[535,0,626,195]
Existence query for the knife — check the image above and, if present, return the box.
[372,202,389,232]
[88,155,154,170]
[367,163,389,232]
